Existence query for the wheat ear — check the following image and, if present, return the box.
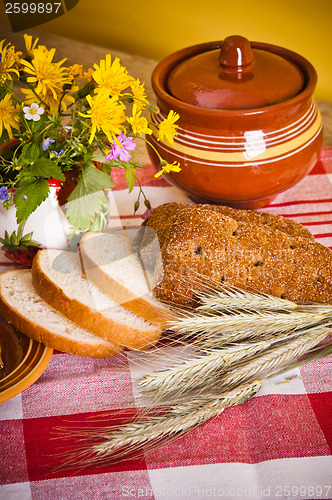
[195,320,331,352]
[140,326,330,402]
[216,326,329,391]
[196,285,297,312]
[92,380,262,461]
[139,341,268,398]
[168,309,326,343]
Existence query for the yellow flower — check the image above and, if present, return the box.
[84,67,94,83]
[127,104,152,136]
[157,110,180,144]
[92,54,134,97]
[129,78,148,110]
[67,63,85,82]
[79,90,126,143]
[154,160,181,178]
[23,34,39,58]
[21,45,69,113]
[0,94,20,139]
[0,40,22,83]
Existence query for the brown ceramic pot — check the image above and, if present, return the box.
[148,36,323,209]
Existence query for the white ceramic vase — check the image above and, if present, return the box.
[0,186,71,249]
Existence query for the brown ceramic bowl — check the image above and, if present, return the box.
[147,36,323,209]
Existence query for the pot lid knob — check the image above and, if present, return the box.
[218,35,253,69]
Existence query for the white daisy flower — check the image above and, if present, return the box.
[23,103,44,121]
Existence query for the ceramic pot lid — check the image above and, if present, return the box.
[167,36,305,110]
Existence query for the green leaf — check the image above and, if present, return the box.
[125,164,136,193]
[65,164,114,231]
[22,143,40,163]
[30,158,66,181]
[84,163,115,191]
[16,175,38,187]
[20,232,35,243]
[99,162,112,176]
[90,148,107,163]
[10,231,17,245]
[17,222,24,241]
[14,179,50,224]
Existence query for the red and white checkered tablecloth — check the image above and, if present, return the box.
[1,149,332,500]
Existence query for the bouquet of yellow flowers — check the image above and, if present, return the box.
[0,34,180,262]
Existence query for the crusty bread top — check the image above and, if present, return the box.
[138,202,332,307]
[32,249,162,350]
[0,270,121,357]
[138,202,315,249]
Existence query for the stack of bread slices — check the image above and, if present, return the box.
[5,200,330,359]
[0,231,171,358]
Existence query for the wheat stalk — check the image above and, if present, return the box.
[266,341,332,379]
[53,283,332,469]
[140,325,329,402]
[56,334,331,469]
[195,319,331,352]
[139,341,268,398]
[296,303,332,316]
[168,309,327,342]
[196,285,298,312]
[92,380,262,461]
[215,326,329,391]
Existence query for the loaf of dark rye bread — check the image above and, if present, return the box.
[136,202,332,307]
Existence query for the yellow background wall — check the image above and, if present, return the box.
[1,0,331,101]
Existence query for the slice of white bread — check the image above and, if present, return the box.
[0,269,121,358]
[78,231,174,327]
[32,248,162,350]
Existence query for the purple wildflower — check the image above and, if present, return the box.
[42,138,56,150]
[51,149,64,157]
[0,186,9,202]
[105,133,136,163]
